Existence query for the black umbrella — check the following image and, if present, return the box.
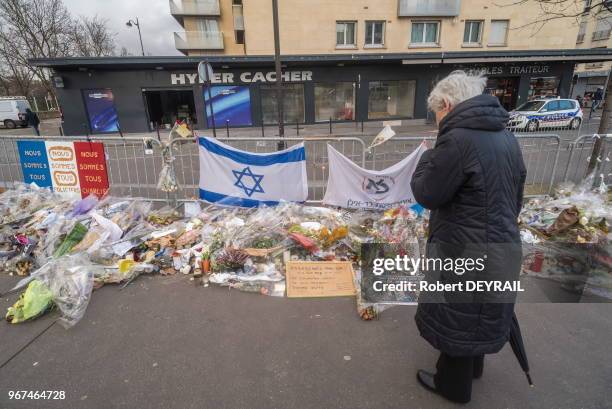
[509,312,534,387]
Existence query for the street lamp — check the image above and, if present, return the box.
[126,17,145,56]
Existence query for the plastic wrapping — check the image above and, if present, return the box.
[157,162,179,193]
[0,184,432,321]
[519,175,611,300]
[5,280,54,324]
[9,254,101,328]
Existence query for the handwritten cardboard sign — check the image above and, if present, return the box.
[285,261,356,298]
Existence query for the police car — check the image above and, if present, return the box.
[508,98,583,132]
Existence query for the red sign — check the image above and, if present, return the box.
[73,141,110,198]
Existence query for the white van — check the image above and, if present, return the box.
[0,97,31,129]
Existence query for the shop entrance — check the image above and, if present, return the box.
[485,77,519,111]
[143,89,196,130]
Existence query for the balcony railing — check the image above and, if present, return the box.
[174,31,224,50]
[232,4,244,30]
[398,0,460,16]
[576,33,585,43]
[592,29,611,41]
[169,0,220,16]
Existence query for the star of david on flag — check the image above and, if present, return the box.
[198,136,308,207]
[233,166,264,197]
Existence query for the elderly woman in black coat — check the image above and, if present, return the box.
[410,71,526,404]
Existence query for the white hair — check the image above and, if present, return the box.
[427,70,487,112]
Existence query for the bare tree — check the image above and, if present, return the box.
[0,0,117,97]
[70,15,116,57]
[496,0,610,30]
[0,0,75,94]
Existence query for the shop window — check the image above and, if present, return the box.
[144,89,197,129]
[528,76,560,99]
[410,21,439,45]
[83,89,120,133]
[365,21,385,47]
[489,20,509,46]
[484,77,518,111]
[314,82,356,122]
[463,20,483,45]
[203,85,252,127]
[368,80,416,119]
[336,21,356,47]
[260,83,305,124]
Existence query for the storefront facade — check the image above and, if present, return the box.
[33,50,612,136]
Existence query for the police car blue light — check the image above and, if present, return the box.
[508,98,583,132]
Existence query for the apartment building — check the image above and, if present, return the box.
[34,1,612,136]
[171,0,579,56]
[574,0,612,101]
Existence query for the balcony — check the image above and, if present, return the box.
[592,29,611,41]
[398,0,460,16]
[170,0,220,24]
[232,4,244,30]
[174,31,224,52]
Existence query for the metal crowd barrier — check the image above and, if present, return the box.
[366,134,561,197]
[0,135,169,201]
[562,134,612,186]
[168,136,367,202]
[0,132,580,204]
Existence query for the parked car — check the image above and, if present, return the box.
[0,97,31,129]
[508,98,583,132]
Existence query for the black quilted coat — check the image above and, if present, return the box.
[410,94,526,356]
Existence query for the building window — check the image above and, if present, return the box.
[463,20,483,45]
[235,30,245,44]
[260,84,305,124]
[197,18,219,33]
[314,82,356,122]
[410,21,439,45]
[577,21,587,43]
[336,21,356,47]
[488,20,509,46]
[365,21,385,47]
[583,0,592,13]
[368,80,416,119]
[593,16,612,40]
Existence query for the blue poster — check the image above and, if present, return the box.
[83,89,120,133]
[17,140,52,188]
[204,85,252,127]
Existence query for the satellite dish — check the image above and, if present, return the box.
[198,61,214,83]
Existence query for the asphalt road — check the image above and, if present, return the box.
[0,273,610,409]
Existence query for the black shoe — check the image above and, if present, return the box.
[416,370,437,393]
[417,370,471,404]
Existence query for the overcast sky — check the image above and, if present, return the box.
[63,0,182,56]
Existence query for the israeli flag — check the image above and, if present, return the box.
[198,137,308,207]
